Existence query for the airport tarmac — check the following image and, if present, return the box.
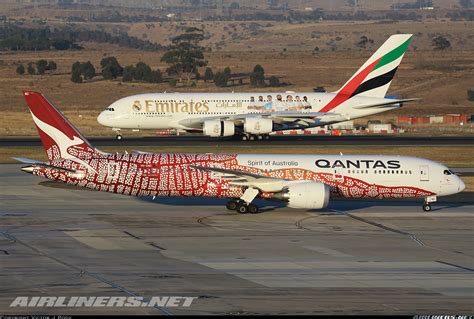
[0,164,473,315]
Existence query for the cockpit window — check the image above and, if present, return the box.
[105,107,115,111]
[443,170,453,175]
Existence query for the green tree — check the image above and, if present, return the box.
[71,71,82,83]
[214,71,229,87]
[27,63,35,75]
[224,66,231,76]
[36,59,48,75]
[71,61,82,83]
[432,36,451,50]
[250,64,265,87]
[203,67,213,82]
[268,76,279,87]
[46,60,57,72]
[148,69,162,83]
[101,56,123,80]
[16,64,25,75]
[122,65,135,82]
[134,62,152,81]
[161,27,208,83]
[81,61,95,80]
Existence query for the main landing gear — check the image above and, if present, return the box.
[226,199,259,214]
[226,187,260,214]
[241,134,270,141]
[116,134,123,141]
[422,196,437,212]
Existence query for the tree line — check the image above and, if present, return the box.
[0,24,163,51]
[68,28,281,88]
[16,60,57,75]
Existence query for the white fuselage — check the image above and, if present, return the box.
[97,92,399,131]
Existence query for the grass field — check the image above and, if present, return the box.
[0,19,472,137]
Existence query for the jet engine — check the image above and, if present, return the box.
[243,118,273,134]
[273,182,330,209]
[203,120,235,137]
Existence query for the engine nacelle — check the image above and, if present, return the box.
[275,182,330,209]
[244,118,273,134]
[203,120,235,137]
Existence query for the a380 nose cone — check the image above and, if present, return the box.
[459,178,466,192]
[97,112,107,126]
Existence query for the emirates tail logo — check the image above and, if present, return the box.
[30,112,96,172]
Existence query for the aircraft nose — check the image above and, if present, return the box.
[458,178,465,192]
[97,111,110,127]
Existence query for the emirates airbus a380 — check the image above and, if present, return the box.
[17,92,464,213]
[97,34,418,140]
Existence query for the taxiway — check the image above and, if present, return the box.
[0,164,473,315]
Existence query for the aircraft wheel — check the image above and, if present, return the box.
[241,135,248,141]
[236,203,249,214]
[249,135,255,141]
[257,135,263,140]
[248,203,259,214]
[226,199,239,211]
[264,135,270,140]
[422,203,432,212]
[116,134,123,141]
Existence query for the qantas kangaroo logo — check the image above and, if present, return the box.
[30,112,96,172]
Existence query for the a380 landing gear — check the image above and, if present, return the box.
[116,134,123,141]
[240,134,270,141]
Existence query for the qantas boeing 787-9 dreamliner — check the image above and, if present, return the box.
[16,92,464,213]
[97,34,418,140]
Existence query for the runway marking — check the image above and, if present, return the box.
[330,209,426,247]
[436,261,474,272]
[0,229,173,315]
[123,230,141,239]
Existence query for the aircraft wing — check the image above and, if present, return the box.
[13,157,79,174]
[352,98,421,109]
[190,165,287,193]
[178,111,349,129]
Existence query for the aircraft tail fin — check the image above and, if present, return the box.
[320,34,413,112]
[339,34,412,98]
[23,91,99,162]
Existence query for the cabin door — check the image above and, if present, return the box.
[419,165,429,181]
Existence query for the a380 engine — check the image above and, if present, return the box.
[273,182,330,209]
[243,118,273,134]
[203,120,235,137]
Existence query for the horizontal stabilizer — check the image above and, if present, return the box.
[352,98,421,109]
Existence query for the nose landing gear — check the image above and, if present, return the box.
[422,196,437,212]
[422,203,432,212]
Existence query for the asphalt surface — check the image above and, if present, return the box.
[1,164,473,315]
[1,135,474,147]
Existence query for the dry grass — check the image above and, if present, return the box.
[0,20,472,137]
